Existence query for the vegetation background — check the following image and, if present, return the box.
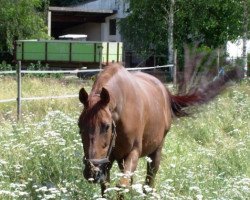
[0,76,249,199]
[0,0,249,65]
[0,0,249,199]
[120,0,250,56]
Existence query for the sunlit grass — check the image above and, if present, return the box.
[0,75,92,121]
[0,76,249,199]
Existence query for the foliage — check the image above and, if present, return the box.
[174,0,244,47]
[0,76,249,199]
[0,0,48,52]
[0,61,13,71]
[120,0,249,62]
[120,1,169,58]
[26,62,63,78]
[27,61,48,71]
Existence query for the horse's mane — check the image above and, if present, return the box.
[91,63,122,94]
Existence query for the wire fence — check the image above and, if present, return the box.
[0,63,173,120]
[0,71,16,75]
[0,98,16,103]
[0,65,172,75]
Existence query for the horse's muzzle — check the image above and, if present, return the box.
[83,159,108,183]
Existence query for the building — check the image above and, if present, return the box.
[47,0,164,68]
[48,0,129,42]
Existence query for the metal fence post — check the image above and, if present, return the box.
[17,61,22,121]
[98,45,103,69]
[173,49,177,87]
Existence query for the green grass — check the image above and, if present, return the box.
[0,76,249,199]
[0,75,93,121]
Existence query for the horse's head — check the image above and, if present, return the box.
[78,87,115,183]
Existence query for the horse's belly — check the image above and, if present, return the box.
[141,123,167,157]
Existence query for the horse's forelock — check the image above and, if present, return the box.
[82,100,107,124]
[80,64,122,128]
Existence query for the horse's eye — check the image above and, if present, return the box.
[101,123,110,133]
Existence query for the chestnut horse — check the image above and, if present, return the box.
[78,63,239,196]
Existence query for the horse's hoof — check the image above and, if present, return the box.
[118,177,130,188]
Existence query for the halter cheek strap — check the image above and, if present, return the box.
[85,120,117,166]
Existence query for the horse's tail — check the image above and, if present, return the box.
[170,68,243,117]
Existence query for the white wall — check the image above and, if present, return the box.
[227,39,250,58]
[75,0,129,42]
[63,23,102,41]
[101,14,122,42]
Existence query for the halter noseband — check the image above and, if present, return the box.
[85,120,117,166]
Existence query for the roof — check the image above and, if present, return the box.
[49,6,116,34]
[49,6,115,14]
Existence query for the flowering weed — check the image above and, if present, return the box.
[0,77,249,199]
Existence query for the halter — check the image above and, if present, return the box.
[85,120,117,166]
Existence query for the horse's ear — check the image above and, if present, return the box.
[79,88,88,107]
[100,87,110,105]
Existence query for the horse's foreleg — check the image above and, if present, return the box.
[101,181,109,197]
[101,161,113,197]
[118,148,140,187]
[145,142,163,188]
[115,149,140,200]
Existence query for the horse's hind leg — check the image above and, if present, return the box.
[145,141,164,187]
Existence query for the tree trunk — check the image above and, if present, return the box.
[242,0,248,77]
[168,0,175,66]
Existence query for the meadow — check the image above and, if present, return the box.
[0,75,249,200]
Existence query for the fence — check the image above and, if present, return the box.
[0,62,173,121]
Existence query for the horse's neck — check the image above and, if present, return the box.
[92,67,136,116]
[106,70,136,117]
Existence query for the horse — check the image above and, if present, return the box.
[78,63,240,197]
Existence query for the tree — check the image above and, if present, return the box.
[174,0,244,48]
[0,0,48,53]
[120,1,169,59]
[242,0,249,77]
[120,0,246,65]
[168,0,174,65]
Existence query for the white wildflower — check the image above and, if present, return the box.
[170,163,176,168]
[145,156,152,163]
[132,183,144,195]
[190,186,200,191]
[104,187,121,193]
[196,194,203,200]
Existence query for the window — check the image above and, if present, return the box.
[109,19,116,36]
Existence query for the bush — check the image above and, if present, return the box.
[26,62,63,79]
[0,61,13,71]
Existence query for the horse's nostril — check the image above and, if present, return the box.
[93,166,100,172]
[84,159,92,167]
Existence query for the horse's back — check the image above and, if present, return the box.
[133,71,172,125]
[131,72,172,155]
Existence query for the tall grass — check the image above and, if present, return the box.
[0,76,249,199]
[0,76,92,121]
